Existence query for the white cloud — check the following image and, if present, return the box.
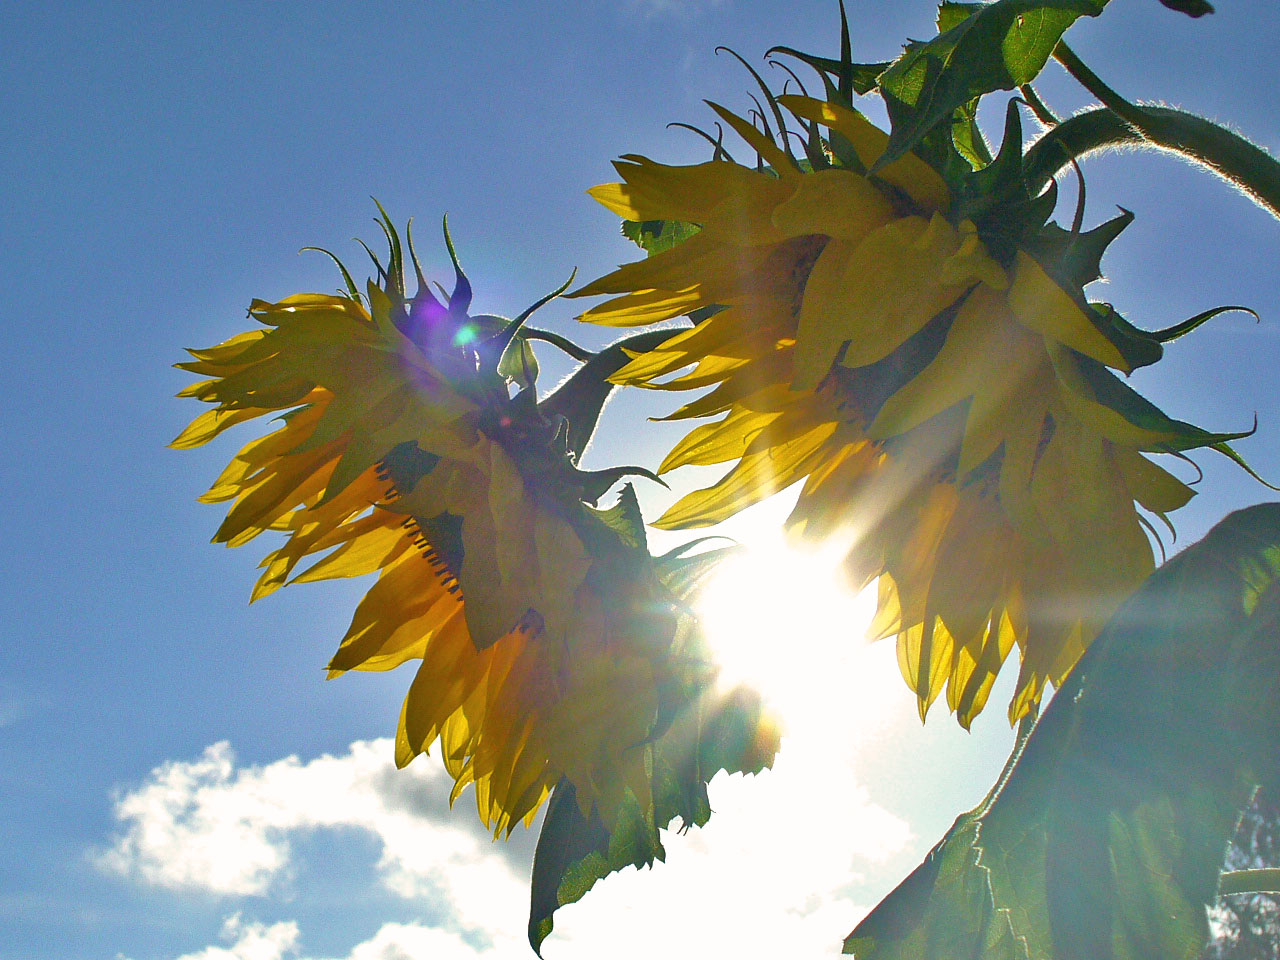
[175,914,299,960]
[103,640,916,959]
[163,917,507,960]
[316,922,501,960]
[97,739,528,933]
[624,0,728,16]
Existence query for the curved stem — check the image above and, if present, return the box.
[1219,868,1280,896]
[538,330,675,460]
[523,327,596,363]
[1017,84,1060,127]
[1033,42,1280,222]
[1024,109,1142,190]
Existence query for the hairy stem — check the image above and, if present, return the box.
[1029,42,1280,222]
[523,327,596,363]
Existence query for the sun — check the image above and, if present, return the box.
[692,501,895,742]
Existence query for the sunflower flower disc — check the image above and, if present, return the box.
[573,93,1238,726]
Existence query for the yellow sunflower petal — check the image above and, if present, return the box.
[705,101,801,177]
[578,287,708,327]
[769,168,895,241]
[655,416,838,528]
[777,94,951,212]
[1008,252,1128,371]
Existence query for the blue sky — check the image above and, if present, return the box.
[3,1,1280,958]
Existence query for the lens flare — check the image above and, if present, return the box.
[696,530,882,739]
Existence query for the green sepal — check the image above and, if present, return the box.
[300,246,362,301]
[1210,437,1280,492]
[1066,352,1257,453]
[464,314,542,390]
[654,542,741,601]
[377,441,441,497]
[416,511,465,587]
[1091,302,1164,370]
[1024,206,1134,288]
[955,98,1027,230]
[764,0,884,108]
[845,503,1280,960]
[577,465,667,507]
[763,48,888,103]
[1149,304,1260,344]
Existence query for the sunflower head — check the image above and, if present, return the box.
[175,209,779,837]
[570,73,1257,726]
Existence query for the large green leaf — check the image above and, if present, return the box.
[527,544,775,954]
[846,503,1280,960]
[875,0,1107,169]
[528,685,776,955]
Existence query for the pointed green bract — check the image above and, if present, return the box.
[845,504,1280,960]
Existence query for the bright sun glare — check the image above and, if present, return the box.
[695,518,892,741]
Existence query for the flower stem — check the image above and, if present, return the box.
[1219,868,1280,896]
[523,328,597,363]
[1017,84,1059,127]
[1032,42,1280,222]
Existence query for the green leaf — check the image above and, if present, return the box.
[620,219,700,256]
[875,0,1108,170]
[528,685,776,955]
[588,483,647,551]
[949,96,991,170]
[845,503,1280,960]
[938,2,985,32]
[497,334,540,390]
[1157,0,1213,15]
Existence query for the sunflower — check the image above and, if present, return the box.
[572,94,1239,725]
[175,214,777,834]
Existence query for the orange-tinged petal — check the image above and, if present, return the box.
[589,155,770,223]
[170,406,273,450]
[796,215,981,386]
